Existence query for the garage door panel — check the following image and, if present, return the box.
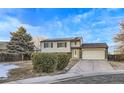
[82,50,105,59]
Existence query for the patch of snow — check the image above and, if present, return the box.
[0,63,18,80]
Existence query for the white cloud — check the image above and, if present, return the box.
[0,15,67,40]
[73,14,83,23]
[92,20,106,27]
[92,38,101,43]
[106,8,121,12]
[0,16,20,31]
[73,9,94,23]
[0,16,46,41]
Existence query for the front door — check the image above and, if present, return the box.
[72,49,79,58]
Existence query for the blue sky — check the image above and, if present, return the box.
[0,8,124,52]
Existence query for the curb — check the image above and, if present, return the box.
[5,70,124,84]
[49,70,124,84]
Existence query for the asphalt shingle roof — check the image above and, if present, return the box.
[41,37,82,42]
[82,43,108,48]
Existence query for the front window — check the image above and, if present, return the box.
[44,42,53,48]
[71,41,80,47]
[75,42,77,45]
[57,42,67,48]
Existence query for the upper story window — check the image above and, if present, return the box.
[75,42,77,45]
[57,42,67,48]
[71,41,79,46]
[44,42,53,48]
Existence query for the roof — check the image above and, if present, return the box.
[82,43,108,48]
[0,42,8,50]
[41,37,82,42]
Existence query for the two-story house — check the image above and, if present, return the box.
[40,37,108,60]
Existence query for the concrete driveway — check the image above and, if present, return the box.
[68,60,114,74]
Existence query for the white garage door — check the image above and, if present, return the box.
[82,50,105,60]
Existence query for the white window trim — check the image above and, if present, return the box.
[57,42,67,48]
[44,42,53,48]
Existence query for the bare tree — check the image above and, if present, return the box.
[114,21,124,54]
[32,36,47,51]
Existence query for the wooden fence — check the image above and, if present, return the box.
[0,53,31,62]
[108,54,124,61]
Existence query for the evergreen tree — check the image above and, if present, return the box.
[7,26,34,60]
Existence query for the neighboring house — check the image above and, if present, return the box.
[0,42,8,53]
[40,37,108,60]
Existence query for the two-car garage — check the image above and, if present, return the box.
[82,43,108,60]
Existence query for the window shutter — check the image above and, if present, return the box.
[44,43,46,48]
[65,42,67,47]
[57,43,59,48]
[75,42,77,45]
[51,43,53,48]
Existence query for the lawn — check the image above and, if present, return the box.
[0,61,64,83]
[109,61,124,70]
[0,58,78,83]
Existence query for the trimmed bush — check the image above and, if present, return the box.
[32,53,57,73]
[56,53,71,70]
[32,53,71,73]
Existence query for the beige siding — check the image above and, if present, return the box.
[71,41,81,47]
[82,48,106,60]
[72,49,80,58]
[41,41,71,53]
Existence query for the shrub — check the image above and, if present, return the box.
[56,53,71,70]
[32,53,71,73]
[32,53,57,73]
